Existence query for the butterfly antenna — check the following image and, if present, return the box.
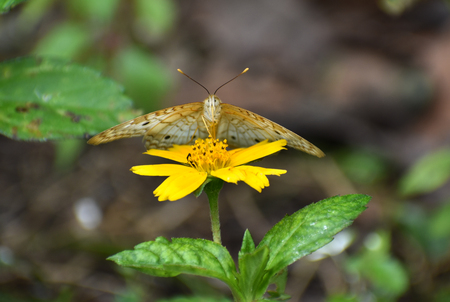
[177,69,210,95]
[214,68,249,95]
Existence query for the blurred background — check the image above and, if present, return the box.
[1,0,450,301]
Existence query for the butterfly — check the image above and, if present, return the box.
[87,69,325,158]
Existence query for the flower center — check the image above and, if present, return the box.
[187,137,230,173]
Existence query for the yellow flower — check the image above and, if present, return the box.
[131,137,288,201]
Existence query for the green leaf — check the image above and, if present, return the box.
[266,268,288,300]
[0,0,26,13]
[259,194,370,275]
[108,236,238,288]
[0,57,138,141]
[238,230,280,300]
[239,229,256,258]
[237,245,270,300]
[398,149,450,196]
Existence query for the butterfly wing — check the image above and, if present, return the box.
[218,103,325,158]
[88,102,209,150]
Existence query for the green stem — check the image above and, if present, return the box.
[204,178,224,244]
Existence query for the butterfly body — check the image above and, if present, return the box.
[88,95,325,158]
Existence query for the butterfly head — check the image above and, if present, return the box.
[203,95,222,124]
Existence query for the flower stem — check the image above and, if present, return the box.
[204,178,224,244]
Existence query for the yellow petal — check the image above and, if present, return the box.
[234,165,286,192]
[154,171,207,201]
[131,164,195,176]
[243,166,287,176]
[145,147,190,163]
[211,167,246,183]
[242,171,267,192]
[229,140,287,167]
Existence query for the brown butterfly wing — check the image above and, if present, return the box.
[218,103,325,157]
[88,102,208,150]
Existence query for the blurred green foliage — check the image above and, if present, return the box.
[0,0,26,13]
[134,0,177,42]
[16,0,53,30]
[27,0,176,111]
[434,289,450,302]
[111,46,171,112]
[0,287,73,302]
[378,0,418,15]
[398,148,450,196]
[156,298,232,302]
[345,231,409,301]
[33,22,91,59]
[326,294,359,302]
[114,285,145,302]
[336,148,390,185]
[53,139,85,170]
[67,0,120,24]
[397,201,450,259]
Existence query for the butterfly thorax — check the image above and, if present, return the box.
[203,95,222,124]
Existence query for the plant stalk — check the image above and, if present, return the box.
[204,178,224,244]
